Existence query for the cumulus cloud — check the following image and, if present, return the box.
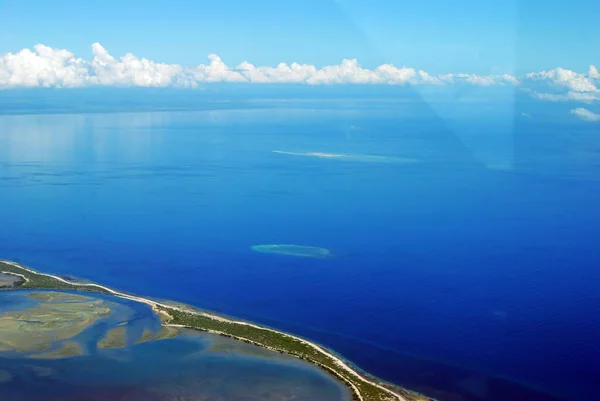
[570,107,600,122]
[89,43,195,87]
[0,45,87,88]
[0,42,598,106]
[525,67,598,92]
[1,43,522,89]
[520,66,600,103]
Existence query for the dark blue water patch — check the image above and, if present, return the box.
[257,318,570,401]
[1,105,599,401]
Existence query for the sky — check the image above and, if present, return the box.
[1,0,598,73]
[0,0,599,121]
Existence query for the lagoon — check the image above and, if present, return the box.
[0,290,351,401]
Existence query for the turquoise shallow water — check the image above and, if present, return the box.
[0,290,351,401]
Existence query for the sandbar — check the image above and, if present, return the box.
[251,244,332,258]
[273,150,419,164]
[29,341,84,359]
[97,326,128,349]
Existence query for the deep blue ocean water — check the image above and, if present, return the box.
[1,90,599,401]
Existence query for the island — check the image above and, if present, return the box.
[251,244,333,258]
[0,260,433,401]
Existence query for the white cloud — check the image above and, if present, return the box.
[522,89,600,103]
[433,72,518,86]
[570,107,600,122]
[235,61,317,84]
[0,42,597,108]
[193,54,246,83]
[519,65,600,103]
[525,67,598,92]
[89,43,193,87]
[0,45,88,88]
[0,43,522,89]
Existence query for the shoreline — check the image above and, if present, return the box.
[0,260,431,401]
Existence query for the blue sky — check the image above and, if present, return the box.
[0,0,598,74]
[1,0,600,125]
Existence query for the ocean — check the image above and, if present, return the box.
[1,88,599,401]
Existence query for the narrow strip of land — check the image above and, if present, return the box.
[0,260,431,401]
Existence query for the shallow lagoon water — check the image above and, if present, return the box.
[0,290,351,401]
[0,290,161,357]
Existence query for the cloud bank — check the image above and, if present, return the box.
[0,43,519,89]
[0,43,598,105]
[522,67,600,103]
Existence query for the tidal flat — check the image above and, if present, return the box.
[0,288,352,401]
[0,292,114,354]
[0,261,424,401]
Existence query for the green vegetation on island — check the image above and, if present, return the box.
[0,264,112,294]
[0,260,433,401]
